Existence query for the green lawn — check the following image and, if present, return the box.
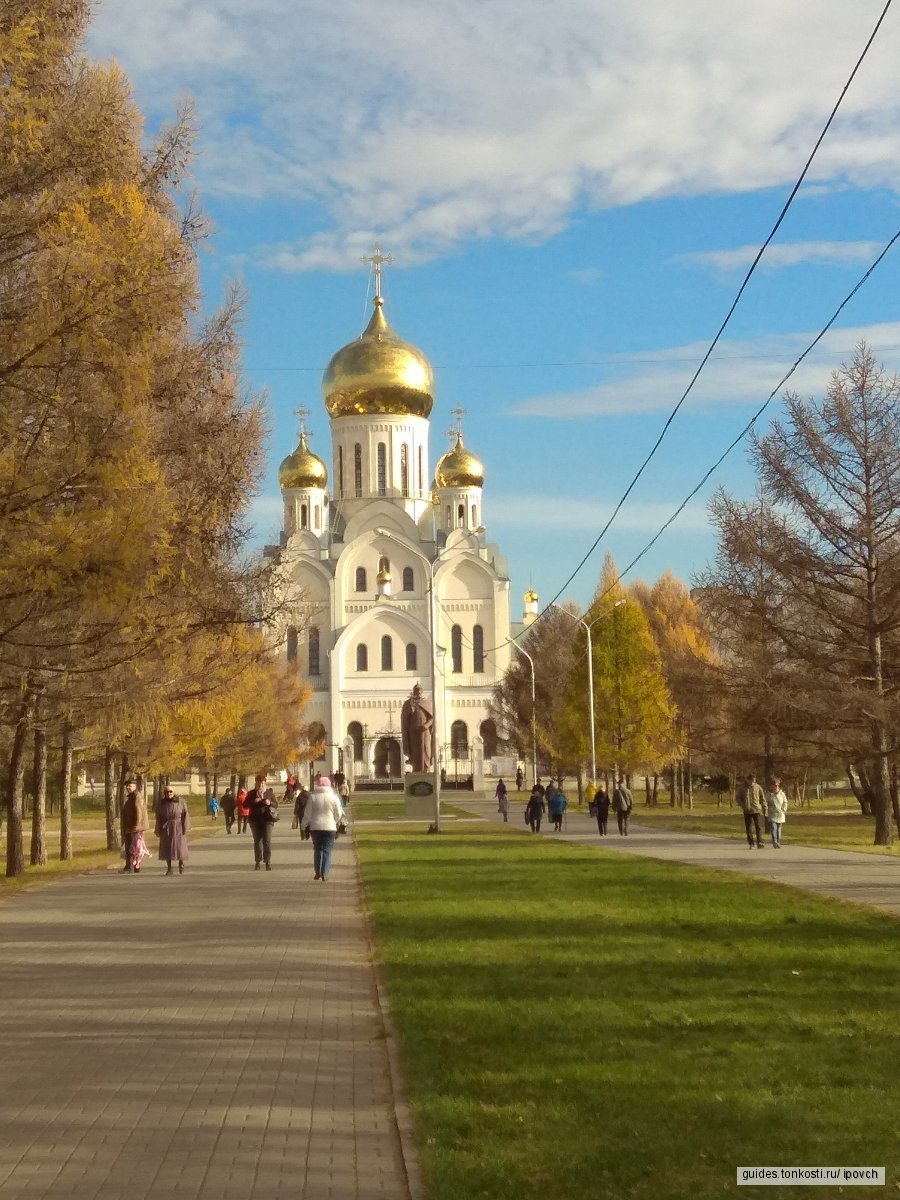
[356,825,900,1200]
[349,796,477,821]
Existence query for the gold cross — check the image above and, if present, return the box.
[294,405,311,439]
[361,245,394,300]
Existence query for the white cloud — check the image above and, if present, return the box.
[507,322,900,417]
[88,0,900,265]
[675,240,884,274]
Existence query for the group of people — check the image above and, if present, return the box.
[120,771,349,880]
[736,773,788,848]
[521,779,568,833]
[590,779,633,836]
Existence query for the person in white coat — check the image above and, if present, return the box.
[301,774,345,881]
[766,778,788,848]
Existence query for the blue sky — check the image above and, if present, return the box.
[89,0,900,614]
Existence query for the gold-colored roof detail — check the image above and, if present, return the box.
[278,431,328,490]
[376,567,392,584]
[323,297,434,419]
[435,433,484,489]
[524,588,539,604]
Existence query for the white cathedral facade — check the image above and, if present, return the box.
[268,281,532,786]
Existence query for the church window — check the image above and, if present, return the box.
[378,555,390,574]
[300,503,308,529]
[354,444,362,496]
[381,635,393,671]
[450,720,469,758]
[356,644,368,671]
[286,626,298,663]
[400,444,409,496]
[405,642,417,670]
[446,505,451,528]
[355,566,367,592]
[348,721,364,760]
[338,446,344,497]
[402,566,414,592]
[377,443,387,496]
[308,626,320,676]
[451,624,462,673]
[314,505,321,530]
[457,502,465,527]
[473,625,484,672]
[418,447,424,495]
[471,504,477,527]
[480,719,498,758]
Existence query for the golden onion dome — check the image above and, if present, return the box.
[524,588,539,604]
[278,431,328,490]
[376,567,392,585]
[435,433,485,489]
[323,297,434,419]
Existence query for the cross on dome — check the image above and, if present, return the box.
[294,404,311,439]
[361,245,394,301]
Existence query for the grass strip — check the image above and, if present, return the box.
[356,825,900,1200]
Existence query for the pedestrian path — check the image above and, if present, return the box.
[467,799,900,919]
[0,826,420,1200]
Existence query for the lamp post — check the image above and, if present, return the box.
[375,529,442,831]
[507,639,537,786]
[551,599,625,788]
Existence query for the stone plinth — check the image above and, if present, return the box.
[404,772,439,819]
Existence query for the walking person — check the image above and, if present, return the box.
[515,766,524,792]
[236,787,250,834]
[155,786,190,875]
[121,779,148,873]
[302,774,344,881]
[612,777,633,836]
[495,778,509,822]
[766,777,788,848]
[246,774,278,870]
[525,784,545,833]
[591,785,610,836]
[548,784,567,831]
[209,794,219,822]
[221,787,236,834]
[737,773,766,848]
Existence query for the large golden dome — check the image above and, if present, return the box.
[323,297,434,419]
[278,431,328,490]
[435,433,485,489]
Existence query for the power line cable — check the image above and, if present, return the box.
[539,0,894,613]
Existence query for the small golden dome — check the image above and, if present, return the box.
[278,431,328,490]
[524,588,539,604]
[376,567,392,585]
[323,297,434,419]
[435,433,484,489]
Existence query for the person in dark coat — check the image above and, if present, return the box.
[591,786,611,836]
[121,779,148,872]
[155,787,190,875]
[220,787,236,834]
[246,773,278,870]
[525,785,545,833]
[612,778,633,836]
[293,782,310,833]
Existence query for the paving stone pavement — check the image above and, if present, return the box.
[467,799,900,919]
[0,826,419,1200]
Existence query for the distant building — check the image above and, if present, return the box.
[268,275,534,785]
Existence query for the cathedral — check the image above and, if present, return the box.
[268,264,530,787]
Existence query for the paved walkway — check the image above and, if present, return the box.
[467,799,900,919]
[0,827,419,1200]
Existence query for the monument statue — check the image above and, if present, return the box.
[400,684,434,773]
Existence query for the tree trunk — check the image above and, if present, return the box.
[204,770,212,809]
[229,771,237,797]
[60,726,73,862]
[652,774,659,806]
[847,763,874,816]
[117,752,129,821]
[6,688,36,877]
[686,754,693,810]
[30,724,48,866]
[104,746,119,851]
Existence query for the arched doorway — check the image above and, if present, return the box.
[479,719,498,759]
[374,737,402,780]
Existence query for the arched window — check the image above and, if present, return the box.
[381,635,393,671]
[378,555,390,574]
[348,721,363,761]
[314,505,321,531]
[471,504,477,527]
[354,443,362,496]
[457,502,465,527]
[418,446,424,495]
[402,566,414,592]
[300,503,308,529]
[400,444,409,496]
[473,625,484,673]
[451,720,469,758]
[308,626,320,676]
[451,624,462,673]
[356,644,368,671]
[355,566,367,592]
[286,626,298,663]
[377,443,387,496]
[405,643,417,670]
[338,446,344,497]
[446,505,451,528]
[480,719,498,758]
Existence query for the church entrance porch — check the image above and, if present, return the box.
[373,736,402,781]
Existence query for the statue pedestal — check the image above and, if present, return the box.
[404,772,439,819]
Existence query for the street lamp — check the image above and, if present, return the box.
[551,599,625,788]
[507,639,537,787]
[374,529,442,831]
